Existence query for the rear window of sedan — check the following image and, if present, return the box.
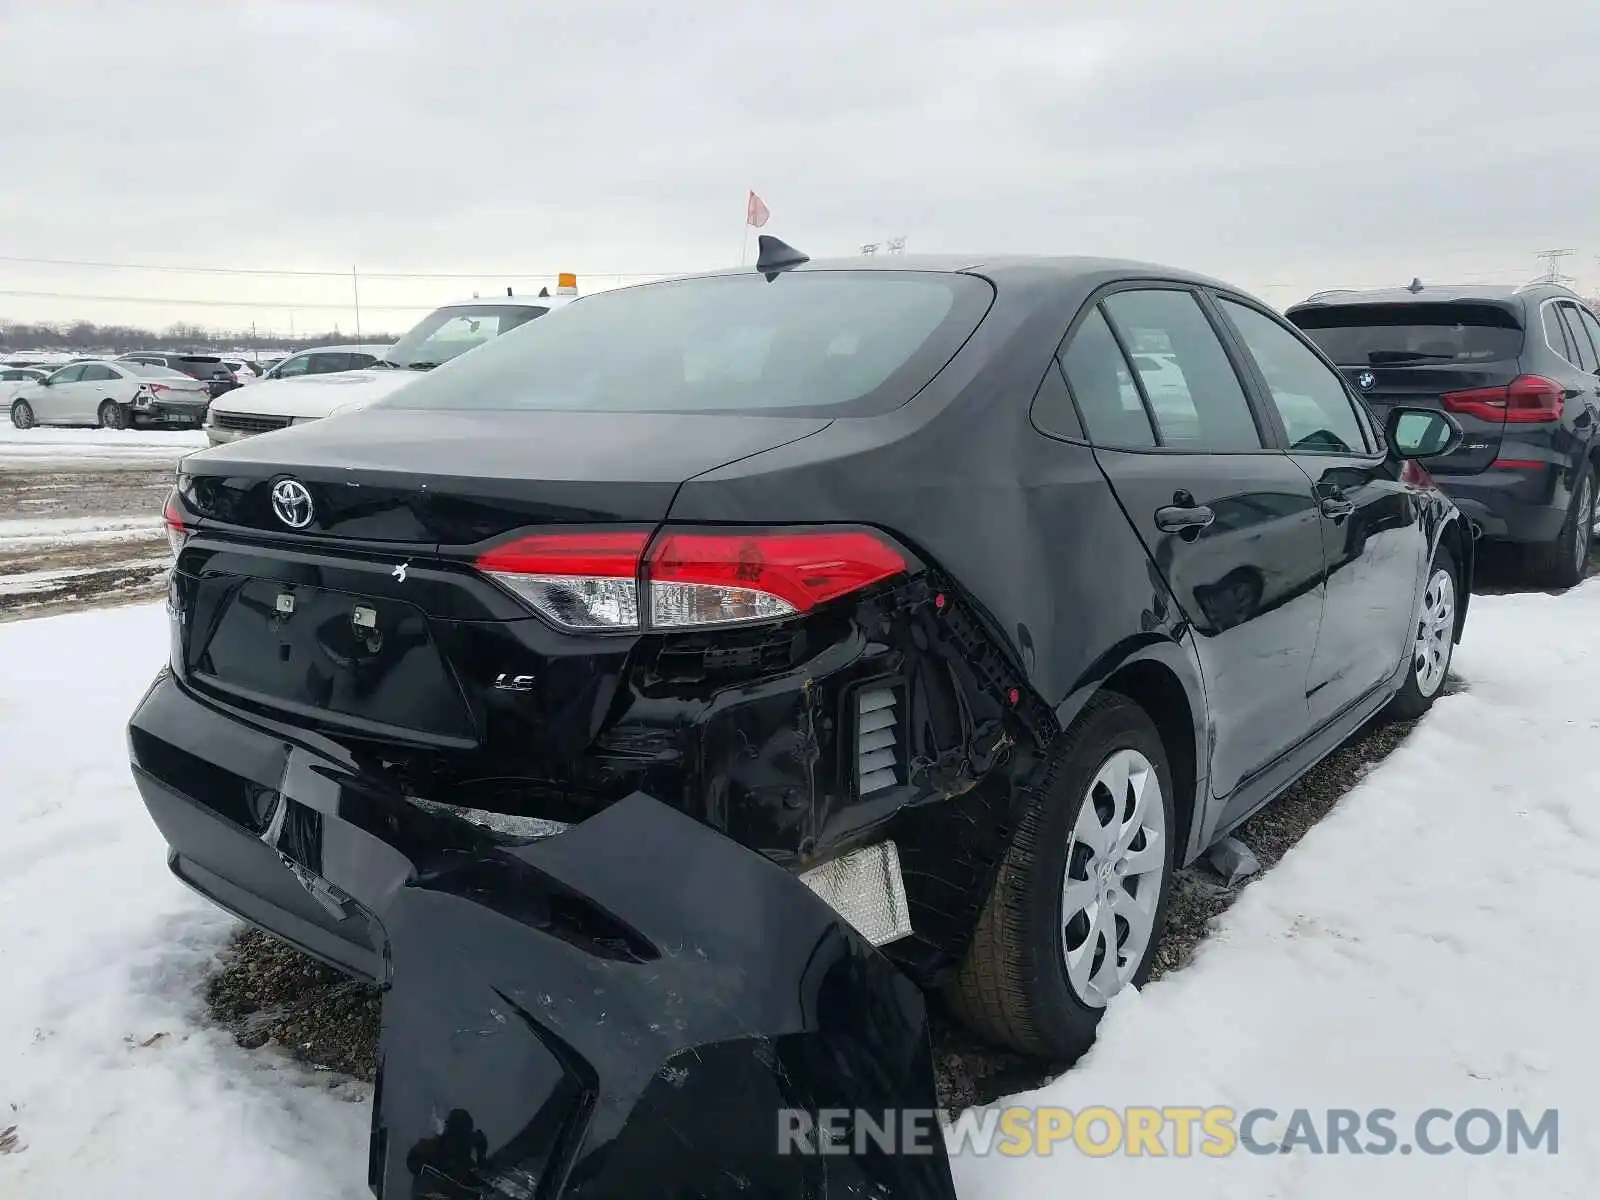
[377,270,995,417]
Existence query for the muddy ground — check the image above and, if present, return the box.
[0,466,173,621]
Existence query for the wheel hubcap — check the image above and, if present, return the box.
[1060,747,1166,1008]
[1413,567,1454,697]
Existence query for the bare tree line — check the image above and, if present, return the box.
[0,319,401,356]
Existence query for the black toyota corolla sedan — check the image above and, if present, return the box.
[130,243,1472,1198]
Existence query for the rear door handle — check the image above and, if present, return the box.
[1155,504,1216,533]
[1320,495,1355,520]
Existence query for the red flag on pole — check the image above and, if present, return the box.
[746,190,770,228]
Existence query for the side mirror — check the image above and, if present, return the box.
[38,377,52,387]
[1386,406,1462,460]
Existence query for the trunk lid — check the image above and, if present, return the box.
[1339,362,1517,474]
[181,407,833,542]
[172,408,831,752]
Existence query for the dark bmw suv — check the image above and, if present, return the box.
[1287,281,1600,585]
[130,250,1472,1198]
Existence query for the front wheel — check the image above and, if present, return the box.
[1386,544,1458,720]
[946,692,1176,1060]
[10,399,34,429]
[98,400,127,430]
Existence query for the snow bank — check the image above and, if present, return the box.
[0,427,205,467]
[0,606,368,1198]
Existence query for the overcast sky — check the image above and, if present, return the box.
[0,0,1596,335]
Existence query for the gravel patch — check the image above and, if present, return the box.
[198,701,1435,1110]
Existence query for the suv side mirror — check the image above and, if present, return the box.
[1386,406,1462,460]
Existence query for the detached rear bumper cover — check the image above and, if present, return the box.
[128,678,957,1199]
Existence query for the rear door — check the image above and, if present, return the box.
[1061,285,1325,799]
[1288,301,1525,476]
[1216,296,1426,727]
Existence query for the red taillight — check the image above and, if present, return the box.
[646,530,907,628]
[149,383,171,395]
[163,493,188,559]
[477,530,649,631]
[475,527,908,632]
[1441,375,1564,424]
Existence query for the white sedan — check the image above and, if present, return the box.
[0,365,49,406]
[9,359,213,430]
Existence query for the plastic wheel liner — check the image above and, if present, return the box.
[368,792,959,1198]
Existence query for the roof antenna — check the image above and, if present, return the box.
[537,286,550,298]
[755,234,809,280]
[506,286,514,297]
[1407,277,1424,293]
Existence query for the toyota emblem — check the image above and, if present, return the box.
[1356,371,1376,391]
[270,479,315,529]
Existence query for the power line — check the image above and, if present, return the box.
[0,288,437,312]
[0,253,682,281]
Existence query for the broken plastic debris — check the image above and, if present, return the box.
[1203,836,1262,886]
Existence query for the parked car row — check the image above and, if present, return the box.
[134,246,1481,1197]
[203,284,577,444]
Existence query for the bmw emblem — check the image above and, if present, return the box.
[1356,371,1376,391]
[270,478,315,529]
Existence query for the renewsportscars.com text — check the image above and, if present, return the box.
[778,1106,1559,1158]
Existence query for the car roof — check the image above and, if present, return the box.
[588,254,1250,302]
[282,343,391,355]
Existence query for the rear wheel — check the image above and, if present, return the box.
[10,399,34,429]
[1525,463,1593,588]
[98,400,126,430]
[1386,544,1457,719]
[947,692,1175,1060]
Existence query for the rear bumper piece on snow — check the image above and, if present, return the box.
[127,672,958,1198]
[373,793,956,1198]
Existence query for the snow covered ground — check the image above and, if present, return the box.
[1,589,1596,1197]
[0,427,206,469]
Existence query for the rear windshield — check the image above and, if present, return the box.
[176,355,223,366]
[378,271,995,417]
[1290,303,1524,366]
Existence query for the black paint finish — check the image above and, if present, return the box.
[130,254,1473,1196]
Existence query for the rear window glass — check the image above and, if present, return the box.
[378,271,995,417]
[176,355,223,365]
[1290,303,1524,366]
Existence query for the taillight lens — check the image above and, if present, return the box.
[646,530,906,627]
[1441,375,1564,423]
[477,530,649,631]
[163,493,189,559]
[476,526,908,632]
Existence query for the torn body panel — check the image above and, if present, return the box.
[372,793,956,1199]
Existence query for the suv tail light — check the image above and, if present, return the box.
[1441,375,1565,423]
[477,527,909,632]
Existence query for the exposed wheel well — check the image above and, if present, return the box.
[1103,660,1198,864]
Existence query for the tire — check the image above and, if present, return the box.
[1524,463,1593,588]
[98,400,126,430]
[946,692,1176,1060]
[1386,544,1458,720]
[10,400,34,430]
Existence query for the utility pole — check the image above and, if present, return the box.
[1535,248,1576,284]
[860,242,880,256]
[886,235,907,255]
[353,264,363,341]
